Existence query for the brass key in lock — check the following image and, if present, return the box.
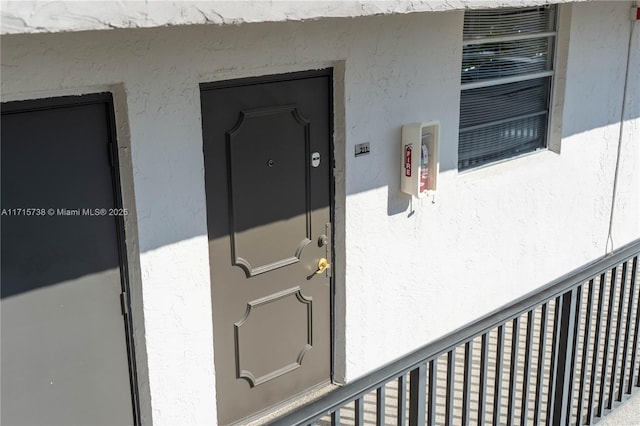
[316,258,331,274]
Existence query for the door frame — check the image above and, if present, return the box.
[1,92,142,425]
[199,67,339,387]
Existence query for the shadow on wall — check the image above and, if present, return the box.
[1,96,123,298]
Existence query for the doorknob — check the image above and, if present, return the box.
[316,258,331,275]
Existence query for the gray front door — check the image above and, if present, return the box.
[1,94,137,425]
[200,70,333,425]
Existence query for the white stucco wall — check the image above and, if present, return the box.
[1,1,638,424]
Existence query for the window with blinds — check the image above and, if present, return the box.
[459,6,557,170]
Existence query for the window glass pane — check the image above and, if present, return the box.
[463,6,554,40]
[460,77,551,129]
[459,113,547,170]
[458,5,556,171]
[462,37,551,83]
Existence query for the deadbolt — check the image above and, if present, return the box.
[311,152,321,168]
[316,258,331,274]
[318,234,328,247]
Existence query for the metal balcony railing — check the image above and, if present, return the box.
[270,239,640,426]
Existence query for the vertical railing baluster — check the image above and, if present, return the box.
[577,279,595,426]
[428,359,437,426]
[598,267,618,417]
[551,288,578,426]
[521,310,534,426]
[567,283,584,424]
[462,341,472,426]
[534,303,548,426]
[445,351,455,426]
[355,397,364,426]
[331,408,340,426]
[635,259,640,389]
[568,286,582,424]
[621,257,638,397]
[546,298,562,425]
[609,261,628,407]
[478,334,489,426]
[508,318,519,426]
[587,273,606,424]
[636,261,640,390]
[493,326,505,425]
[409,363,426,426]
[627,257,640,393]
[398,375,407,426]
[376,385,385,426]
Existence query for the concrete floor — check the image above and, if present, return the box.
[597,391,640,426]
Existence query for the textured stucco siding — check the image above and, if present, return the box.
[1,1,638,424]
[1,0,591,35]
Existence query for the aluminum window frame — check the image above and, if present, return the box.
[458,5,560,171]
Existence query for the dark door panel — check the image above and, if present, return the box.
[1,94,136,426]
[200,70,333,425]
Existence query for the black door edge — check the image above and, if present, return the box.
[200,68,333,91]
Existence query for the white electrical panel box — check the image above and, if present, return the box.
[401,121,440,198]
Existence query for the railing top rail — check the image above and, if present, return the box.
[269,238,640,425]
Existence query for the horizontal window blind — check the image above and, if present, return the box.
[459,6,556,170]
[459,113,547,169]
[463,7,556,40]
[462,38,551,83]
[460,78,551,130]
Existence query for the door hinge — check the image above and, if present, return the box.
[108,142,116,168]
[120,292,129,316]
